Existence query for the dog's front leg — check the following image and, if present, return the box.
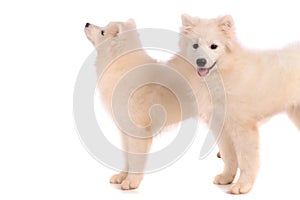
[110,132,129,184]
[120,131,153,190]
[214,127,238,185]
[230,124,259,194]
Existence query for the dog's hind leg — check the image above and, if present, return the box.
[287,105,300,130]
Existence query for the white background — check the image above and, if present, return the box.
[1,0,300,199]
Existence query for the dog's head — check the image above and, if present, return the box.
[84,19,136,47]
[180,14,236,77]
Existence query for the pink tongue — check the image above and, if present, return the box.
[197,69,209,77]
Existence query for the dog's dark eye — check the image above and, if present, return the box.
[210,44,218,50]
[101,30,105,36]
[193,43,199,49]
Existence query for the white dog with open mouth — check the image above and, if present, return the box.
[180,14,300,194]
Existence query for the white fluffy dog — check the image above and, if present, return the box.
[180,14,300,194]
[84,19,201,190]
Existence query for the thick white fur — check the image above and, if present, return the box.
[85,20,205,190]
[180,14,300,194]
[86,20,159,190]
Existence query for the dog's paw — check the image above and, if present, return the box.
[230,182,253,194]
[109,172,128,184]
[214,173,235,185]
[120,174,143,190]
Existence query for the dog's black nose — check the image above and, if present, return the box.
[85,23,90,28]
[196,58,207,67]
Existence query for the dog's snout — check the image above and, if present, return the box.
[85,23,90,28]
[196,58,207,67]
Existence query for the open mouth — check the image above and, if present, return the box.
[197,62,217,77]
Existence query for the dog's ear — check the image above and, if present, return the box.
[117,18,136,34]
[125,18,136,29]
[181,14,197,27]
[218,15,235,38]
